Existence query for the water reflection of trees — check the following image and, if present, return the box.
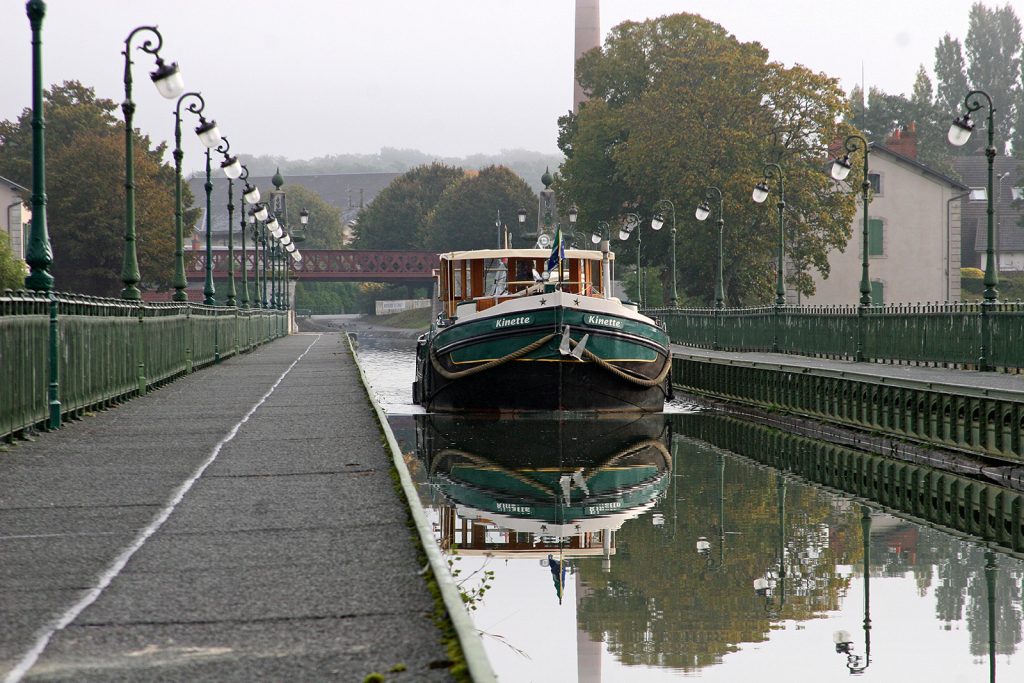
[576,423,1024,674]
[575,438,856,672]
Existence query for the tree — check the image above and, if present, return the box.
[558,14,857,305]
[0,81,182,296]
[0,238,24,291]
[351,163,463,250]
[277,184,346,250]
[420,166,538,251]
[934,3,1023,156]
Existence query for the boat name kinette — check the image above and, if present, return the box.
[496,502,532,514]
[585,315,623,329]
[495,316,532,328]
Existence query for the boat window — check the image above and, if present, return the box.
[483,258,508,297]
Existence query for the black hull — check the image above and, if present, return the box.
[418,355,670,412]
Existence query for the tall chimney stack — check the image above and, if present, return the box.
[574,0,600,113]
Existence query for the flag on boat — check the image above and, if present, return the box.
[546,226,563,273]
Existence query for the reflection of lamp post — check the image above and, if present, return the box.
[695,188,725,309]
[24,0,61,429]
[172,92,221,302]
[985,550,997,683]
[948,90,998,370]
[121,25,185,300]
[832,506,872,674]
[830,134,872,362]
[754,475,786,617]
[651,200,677,306]
[696,453,726,570]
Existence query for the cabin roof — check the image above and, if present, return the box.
[439,248,612,261]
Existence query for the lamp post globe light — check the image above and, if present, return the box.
[830,134,873,362]
[216,137,242,306]
[121,25,185,300]
[651,200,677,307]
[948,90,998,370]
[752,163,786,307]
[237,165,259,308]
[694,188,725,310]
[24,0,62,429]
[297,207,309,243]
[171,92,219,302]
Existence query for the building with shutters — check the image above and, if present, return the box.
[804,128,970,306]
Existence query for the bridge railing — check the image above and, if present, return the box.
[1,290,288,441]
[648,300,1024,370]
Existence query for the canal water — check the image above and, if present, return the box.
[353,330,1024,683]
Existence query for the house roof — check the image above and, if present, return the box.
[952,156,1024,252]
[185,172,400,236]
[871,144,969,191]
[0,175,28,192]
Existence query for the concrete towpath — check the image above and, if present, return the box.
[0,333,456,682]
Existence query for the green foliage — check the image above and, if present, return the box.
[351,163,464,250]
[558,14,857,306]
[961,269,1024,300]
[278,185,346,249]
[0,238,25,290]
[293,281,359,313]
[0,81,184,296]
[934,3,1022,157]
[447,553,496,612]
[421,166,538,251]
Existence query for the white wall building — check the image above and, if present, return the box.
[804,132,969,306]
[1,175,29,263]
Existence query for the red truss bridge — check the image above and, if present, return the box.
[187,250,439,283]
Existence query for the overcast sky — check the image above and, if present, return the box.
[0,0,996,168]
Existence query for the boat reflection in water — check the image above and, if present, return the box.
[415,413,671,597]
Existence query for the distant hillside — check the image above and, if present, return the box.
[239,147,564,192]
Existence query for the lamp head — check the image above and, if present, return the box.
[254,204,269,221]
[242,184,261,205]
[568,205,578,224]
[517,207,527,224]
[194,117,222,149]
[947,113,974,147]
[651,213,665,230]
[752,181,771,204]
[151,58,185,99]
[695,202,711,222]
[830,154,853,181]
[300,208,309,225]
[220,155,242,179]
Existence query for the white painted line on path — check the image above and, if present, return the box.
[4,334,322,683]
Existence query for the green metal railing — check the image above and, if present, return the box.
[673,413,1024,555]
[1,290,288,441]
[650,301,1024,369]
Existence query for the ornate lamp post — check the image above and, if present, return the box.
[695,189,725,309]
[217,139,243,306]
[948,90,998,371]
[237,166,260,308]
[121,25,185,300]
[831,135,873,362]
[172,92,221,302]
[24,0,60,428]
[298,207,309,243]
[590,220,613,297]
[651,200,678,306]
[753,163,786,353]
[266,214,283,308]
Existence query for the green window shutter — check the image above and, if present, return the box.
[868,218,884,256]
[870,280,884,305]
